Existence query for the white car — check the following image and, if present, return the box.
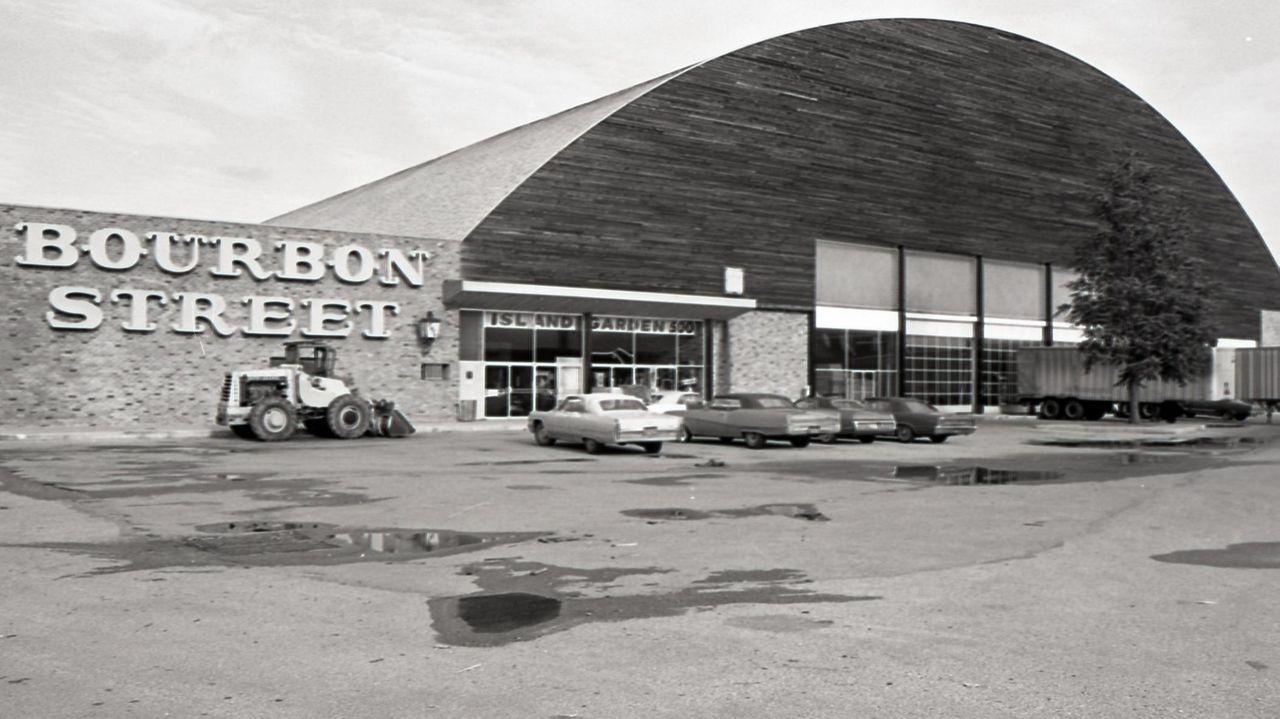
[527,393,684,454]
[646,391,706,414]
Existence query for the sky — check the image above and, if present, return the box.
[1,0,1277,261]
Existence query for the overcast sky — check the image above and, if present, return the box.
[2,0,1277,260]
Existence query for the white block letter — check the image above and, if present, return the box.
[300,298,353,337]
[242,296,296,336]
[148,233,202,274]
[356,300,399,338]
[16,222,79,267]
[210,237,273,279]
[110,289,167,332]
[87,228,144,271]
[275,240,326,281]
[172,292,235,336]
[47,286,103,330]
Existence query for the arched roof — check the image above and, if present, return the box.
[270,18,1279,338]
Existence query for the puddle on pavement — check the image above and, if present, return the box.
[1151,542,1280,569]
[456,592,563,633]
[624,473,726,486]
[621,503,828,522]
[428,558,877,646]
[891,466,1063,485]
[26,524,549,575]
[748,447,1257,486]
[1035,435,1266,450]
[458,458,598,467]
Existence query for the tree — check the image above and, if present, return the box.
[1063,155,1217,424]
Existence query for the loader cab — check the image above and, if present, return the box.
[270,341,338,378]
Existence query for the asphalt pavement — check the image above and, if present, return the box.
[2,417,1278,718]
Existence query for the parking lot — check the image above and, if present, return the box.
[3,418,1279,717]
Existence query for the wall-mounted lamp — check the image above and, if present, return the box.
[416,311,442,350]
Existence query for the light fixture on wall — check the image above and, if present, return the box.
[416,311,442,351]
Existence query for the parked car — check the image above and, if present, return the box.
[647,391,706,414]
[527,393,683,454]
[1173,398,1253,421]
[792,396,897,443]
[863,397,978,443]
[671,392,840,449]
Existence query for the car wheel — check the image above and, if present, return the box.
[858,436,875,444]
[743,432,767,450]
[642,442,663,455]
[789,436,811,448]
[679,426,694,443]
[816,433,836,444]
[929,435,949,443]
[895,425,915,443]
[583,438,603,455]
[532,422,556,446]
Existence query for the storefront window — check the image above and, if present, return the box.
[483,327,533,363]
[982,338,1039,407]
[903,335,972,407]
[813,329,897,399]
[477,311,705,417]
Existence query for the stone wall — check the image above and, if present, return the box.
[1,204,461,428]
[724,310,809,398]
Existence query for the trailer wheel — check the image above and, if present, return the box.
[247,397,297,442]
[1039,398,1063,420]
[326,395,371,439]
[1062,399,1086,421]
[1138,403,1159,421]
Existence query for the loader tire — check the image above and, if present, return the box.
[248,398,297,442]
[326,395,371,439]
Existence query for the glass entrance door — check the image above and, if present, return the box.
[484,364,558,418]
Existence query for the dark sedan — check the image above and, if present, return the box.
[672,393,840,449]
[863,397,978,443]
[792,396,897,443]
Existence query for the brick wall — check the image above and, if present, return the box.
[724,310,809,398]
[1,204,461,428]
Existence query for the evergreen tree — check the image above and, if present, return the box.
[1064,155,1217,423]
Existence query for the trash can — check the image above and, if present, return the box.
[457,399,477,422]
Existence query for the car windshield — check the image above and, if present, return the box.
[832,400,866,410]
[599,398,646,412]
[751,396,793,409]
[900,399,937,413]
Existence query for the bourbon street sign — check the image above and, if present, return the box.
[13,221,431,339]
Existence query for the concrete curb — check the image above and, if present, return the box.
[0,419,528,444]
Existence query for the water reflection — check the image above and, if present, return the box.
[892,466,1063,485]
